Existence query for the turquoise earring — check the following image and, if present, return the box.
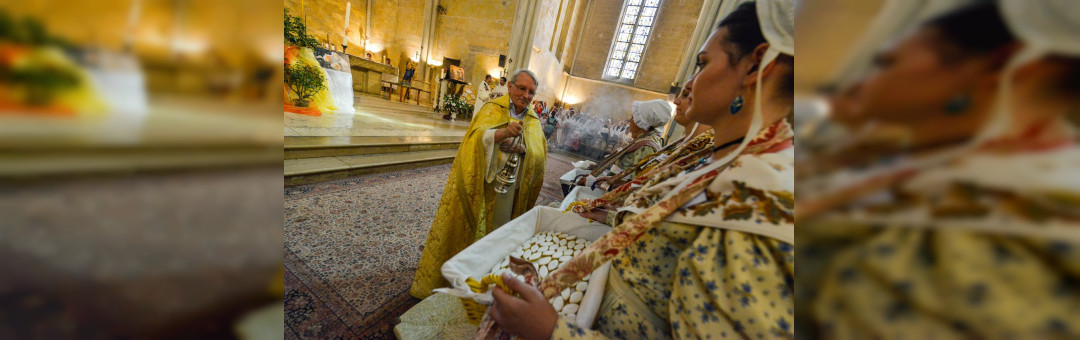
[945,94,971,115]
[729,95,744,115]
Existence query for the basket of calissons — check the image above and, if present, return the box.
[436,206,612,332]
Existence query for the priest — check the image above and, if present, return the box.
[410,69,548,299]
[472,74,494,117]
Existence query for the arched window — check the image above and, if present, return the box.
[604,0,661,82]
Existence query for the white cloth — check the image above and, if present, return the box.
[973,0,1080,142]
[757,0,795,57]
[474,82,492,115]
[324,69,355,113]
[436,206,612,326]
[559,186,606,211]
[85,68,147,115]
[1001,0,1080,56]
[492,84,508,99]
[631,99,672,131]
[483,117,528,228]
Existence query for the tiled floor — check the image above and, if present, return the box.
[284,97,469,138]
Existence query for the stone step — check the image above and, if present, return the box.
[284,136,461,159]
[1,146,282,180]
[284,149,456,186]
[356,100,436,115]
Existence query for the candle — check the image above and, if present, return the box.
[126,0,142,31]
[343,2,351,45]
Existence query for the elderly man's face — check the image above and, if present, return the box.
[507,73,537,111]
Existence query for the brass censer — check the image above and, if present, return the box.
[494,136,523,194]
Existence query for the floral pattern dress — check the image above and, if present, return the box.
[798,145,1080,339]
[546,122,796,339]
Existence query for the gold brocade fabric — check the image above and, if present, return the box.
[409,95,547,299]
[394,293,477,339]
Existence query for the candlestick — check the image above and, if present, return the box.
[343,2,351,46]
[124,0,142,51]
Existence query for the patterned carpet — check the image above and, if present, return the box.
[283,153,577,339]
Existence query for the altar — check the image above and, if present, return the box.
[348,55,399,97]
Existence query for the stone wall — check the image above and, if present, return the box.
[528,48,567,105]
[281,0,702,104]
[526,0,569,105]
[284,0,424,74]
[433,0,516,87]
[285,0,514,88]
[561,76,669,123]
[572,0,702,93]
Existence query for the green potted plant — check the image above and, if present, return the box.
[285,62,326,107]
[284,9,319,49]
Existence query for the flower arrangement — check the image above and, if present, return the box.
[441,93,474,120]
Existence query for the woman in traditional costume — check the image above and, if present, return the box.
[571,100,670,188]
[591,85,716,194]
[487,2,797,339]
[797,2,1080,338]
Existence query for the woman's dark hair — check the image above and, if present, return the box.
[717,2,766,65]
[1058,58,1080,94]
[777,54,794,98]
[922,3,1016,62]
[717,1,794,98]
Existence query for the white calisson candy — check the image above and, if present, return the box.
[484,231,597,318]
[569,291,584,303]
[576,282,588,291]
[562,303,579,315]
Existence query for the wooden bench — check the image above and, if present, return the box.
[380,80,432,106]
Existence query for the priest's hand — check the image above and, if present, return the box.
[496,121,524,142]
[499,139,526,154]
[490,274,557,340]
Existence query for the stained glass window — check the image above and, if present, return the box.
[604,0,660,81]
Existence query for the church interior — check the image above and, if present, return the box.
[4,0,1077,338]
[283,0,725,338]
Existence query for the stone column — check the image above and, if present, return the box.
[507,0,542,74]
[419,0,439,80]
[558,0,585,65]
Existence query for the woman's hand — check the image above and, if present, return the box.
[577,209,609,224]
[594,176,611,185]
[490,274,558,340]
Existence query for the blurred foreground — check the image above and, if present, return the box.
[1,0,284,339]
[795,0,1080,338]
